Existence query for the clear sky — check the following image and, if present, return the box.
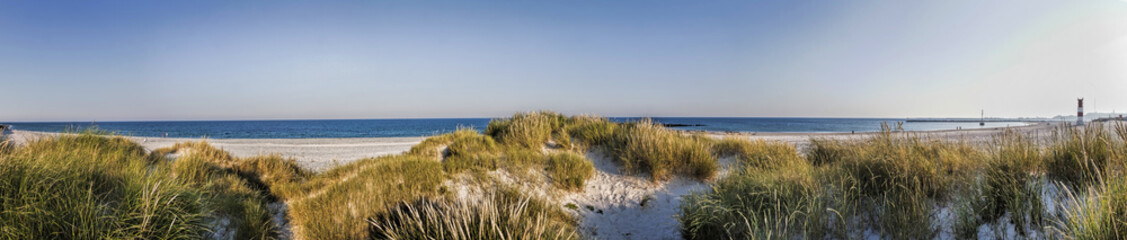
[2,1,1126,121]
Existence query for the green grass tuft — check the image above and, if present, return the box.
[1046,124,1119,187]
[546,152,595,191]
[606,119,716,181]
[680,151,823,239]
[486,111,568,149]
[713,137,805,171]
[1061,175,1127,239]
[958,131,1046,237]
[566,115,619,148]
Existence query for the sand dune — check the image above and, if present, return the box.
[1,123,1071,239]
[5,123,1059,171]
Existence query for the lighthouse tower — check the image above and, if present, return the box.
[1077,98,1084,126]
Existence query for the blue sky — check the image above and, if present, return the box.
[2,1,1126,121]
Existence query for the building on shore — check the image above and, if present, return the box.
[1077,98,1084,126]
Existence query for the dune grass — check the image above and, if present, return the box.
[1055,123,1127,239]
[816,126,982,239]
[282,112,602,239]
[603,119,717,181]
[713,137,805,171]
[566,115,619,148]
[486,112,719,182]
[486,111,570,150]
[808,125,980,238]
[1,112,658,239]
[685,128,962,239]
[369,186,579,240]
[1060,175,1127,239]
[17,113,1127,239]
[286,155,448,239]
[952,131,1047,238]
[1046,125,1120,187]
[546,152,595,191]
[156,141,321,239]
[0,133,209,239]
[0,133,322,239]
[682,139,824,239]
[681,122,1127,239]
[277,112,601,239]
[0,130,10,154]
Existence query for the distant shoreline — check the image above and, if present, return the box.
[4,123,1063,171]
[3,118,1043,139]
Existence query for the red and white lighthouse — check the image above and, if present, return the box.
[1077,98,1084,126]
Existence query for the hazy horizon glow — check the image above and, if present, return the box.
[2,1,1126,122]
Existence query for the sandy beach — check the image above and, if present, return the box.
[4,129,425,171]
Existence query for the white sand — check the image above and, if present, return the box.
[4,129,423,171]
[558,150,733,240]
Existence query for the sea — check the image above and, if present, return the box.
[3,118,1030,139]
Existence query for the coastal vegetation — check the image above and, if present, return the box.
[0,133,212,239]
[679,123,1127,239]
[2,112,1127,239]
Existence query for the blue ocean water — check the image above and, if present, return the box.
[5,118,1029,139]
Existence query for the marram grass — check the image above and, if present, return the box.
[546,152,595,191]
[606,119,717,181]
[0,133,210,239]
[369,186,579,240]
[680,122,1127,239]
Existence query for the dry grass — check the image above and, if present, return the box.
[681,142,823,239]
[283,112,594,239]
[1046,124,1119,187]
[684,125,985,239]
[369,186,579,240]
[1,133,313,239]
[485,112,719,182]
[0,133,209,239]
[566,115,619,148]
[683,122,1127,239]
[953,131,1046,238]
[155,141,293,239]
[713,137,805,171]
[407,128,487,160]
[2,113,706,239]
[30,115,1127,239]
[284,155,447,239]
[1059,175,1127,239]
[486,111,569,149]
[1055,123,1127,239]
[0,114,602,239]
[605,119,717,181]
[817,126,982,238]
